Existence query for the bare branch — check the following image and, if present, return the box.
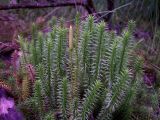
[0,0,113,22]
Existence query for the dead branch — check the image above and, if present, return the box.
[0,0,114,22]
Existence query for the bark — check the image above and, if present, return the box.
[107,0,114,21]
[0,2,86,10]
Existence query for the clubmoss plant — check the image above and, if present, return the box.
[19,16,142,120]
